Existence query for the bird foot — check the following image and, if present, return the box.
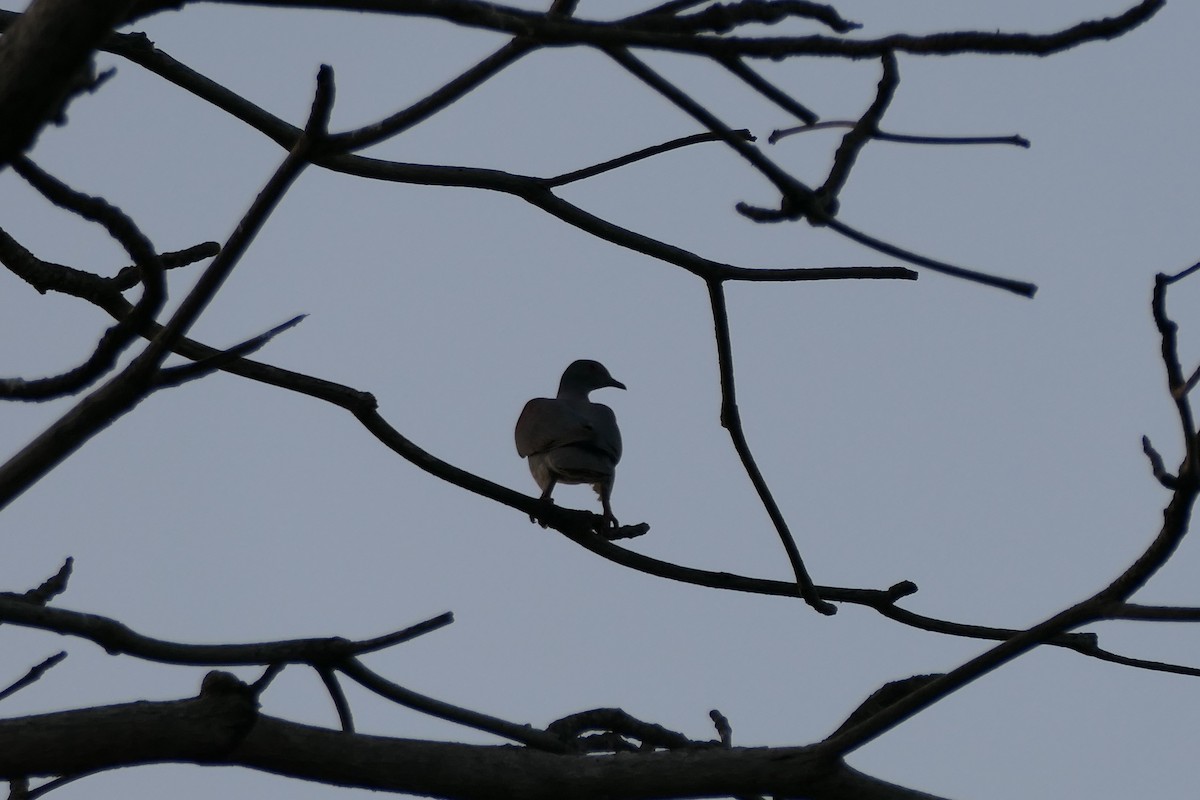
[529,497,556,529]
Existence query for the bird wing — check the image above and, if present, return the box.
[515,398,620,462]
[586,403,622,464]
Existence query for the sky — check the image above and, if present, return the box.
[3,1,1200,798]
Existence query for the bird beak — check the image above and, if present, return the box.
[610,378,627,391]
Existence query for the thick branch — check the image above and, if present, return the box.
[0,690,948,800]
[0,0,136,166]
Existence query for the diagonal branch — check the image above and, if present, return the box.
[337,658,571,752]
[329,37,534,151]
[707,279,835,615]
[818,50,897,201]
[0,67,332,511]
[818,270,1200,758]
[543,129,755,188]
[0,652,67,703]
[718,55,818,125]
[1,158,165,401]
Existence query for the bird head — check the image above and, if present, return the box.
[558,359,626,398]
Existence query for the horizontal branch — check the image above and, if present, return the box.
[122,0,1164,61]
[88,26,916,287]
[0,597,452,665]
[0,681,947,800]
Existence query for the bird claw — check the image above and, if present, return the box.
[529,498,555,528]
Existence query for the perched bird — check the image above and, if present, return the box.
[515,360,625,528]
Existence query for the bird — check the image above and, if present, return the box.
[515,359,625,528]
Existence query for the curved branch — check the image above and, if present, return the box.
[119,0,1165,61]
[0,68,329,511]
[819,271,1200,758]
[0,597,453,666]
[90,29,914,288]
[0,686,948,800]
[707,279,834,615]
[1,158,165,401]
[337,659,570,752]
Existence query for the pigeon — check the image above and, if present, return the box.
[515,360,625,527]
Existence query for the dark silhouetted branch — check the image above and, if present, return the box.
[544,129,755,188]
[819,50,897,200]
[0,652,66,703]
[770,120,1029,148]
[707,279,835,615]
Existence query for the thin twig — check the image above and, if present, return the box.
[108,242,220,291]
[544,130,754,188]
[1142,435,1178,489]
[338,658,570,752]
[718,56,818,125]
[0,67,332,511]
[771,120,1029,148]
[819,271,1200,757]
[318,667,355,733]
[1,159,165,401]
[1153,271,1198,479]
[707,279,835,615]
[628,0,862,35]
[606,45,823,220]
[153,315,307,389]
[0,652,67,703]
[21,558,73,605]
[0,599,453,666]
[330,39,534,151]
[824,217,1037,297]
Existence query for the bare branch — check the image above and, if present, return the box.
[152,314,307,389]
[114,0,1164,62]
[1152,270,1198,479]
[543,129,755,188]
[0,67,329,511]
[823,217,1038,297]
[0,0,136,166]
[819,272,1200,758]
[0,597,453,666]
[330,38,533,151]
[718,55,818,125]
[317,668,355,733]
[0,653,67,703]
[819,50,898,200]
[709,709,732,747]
[1113,603,1200,622]
[707,279,835,615]
[337,658,570,752]
[0,688,952,799]
[771,120,1029,148]
[86,31,917,290]
[108,241,220,290]
[1,159,165,401]
[628,0,862,35]
[1142,435,1178,489]
[546,708,703,751]
[15,558,73,605]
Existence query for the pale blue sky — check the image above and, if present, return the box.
[3,2,1199,798]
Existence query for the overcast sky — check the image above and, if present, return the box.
[3,1,1200,798]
